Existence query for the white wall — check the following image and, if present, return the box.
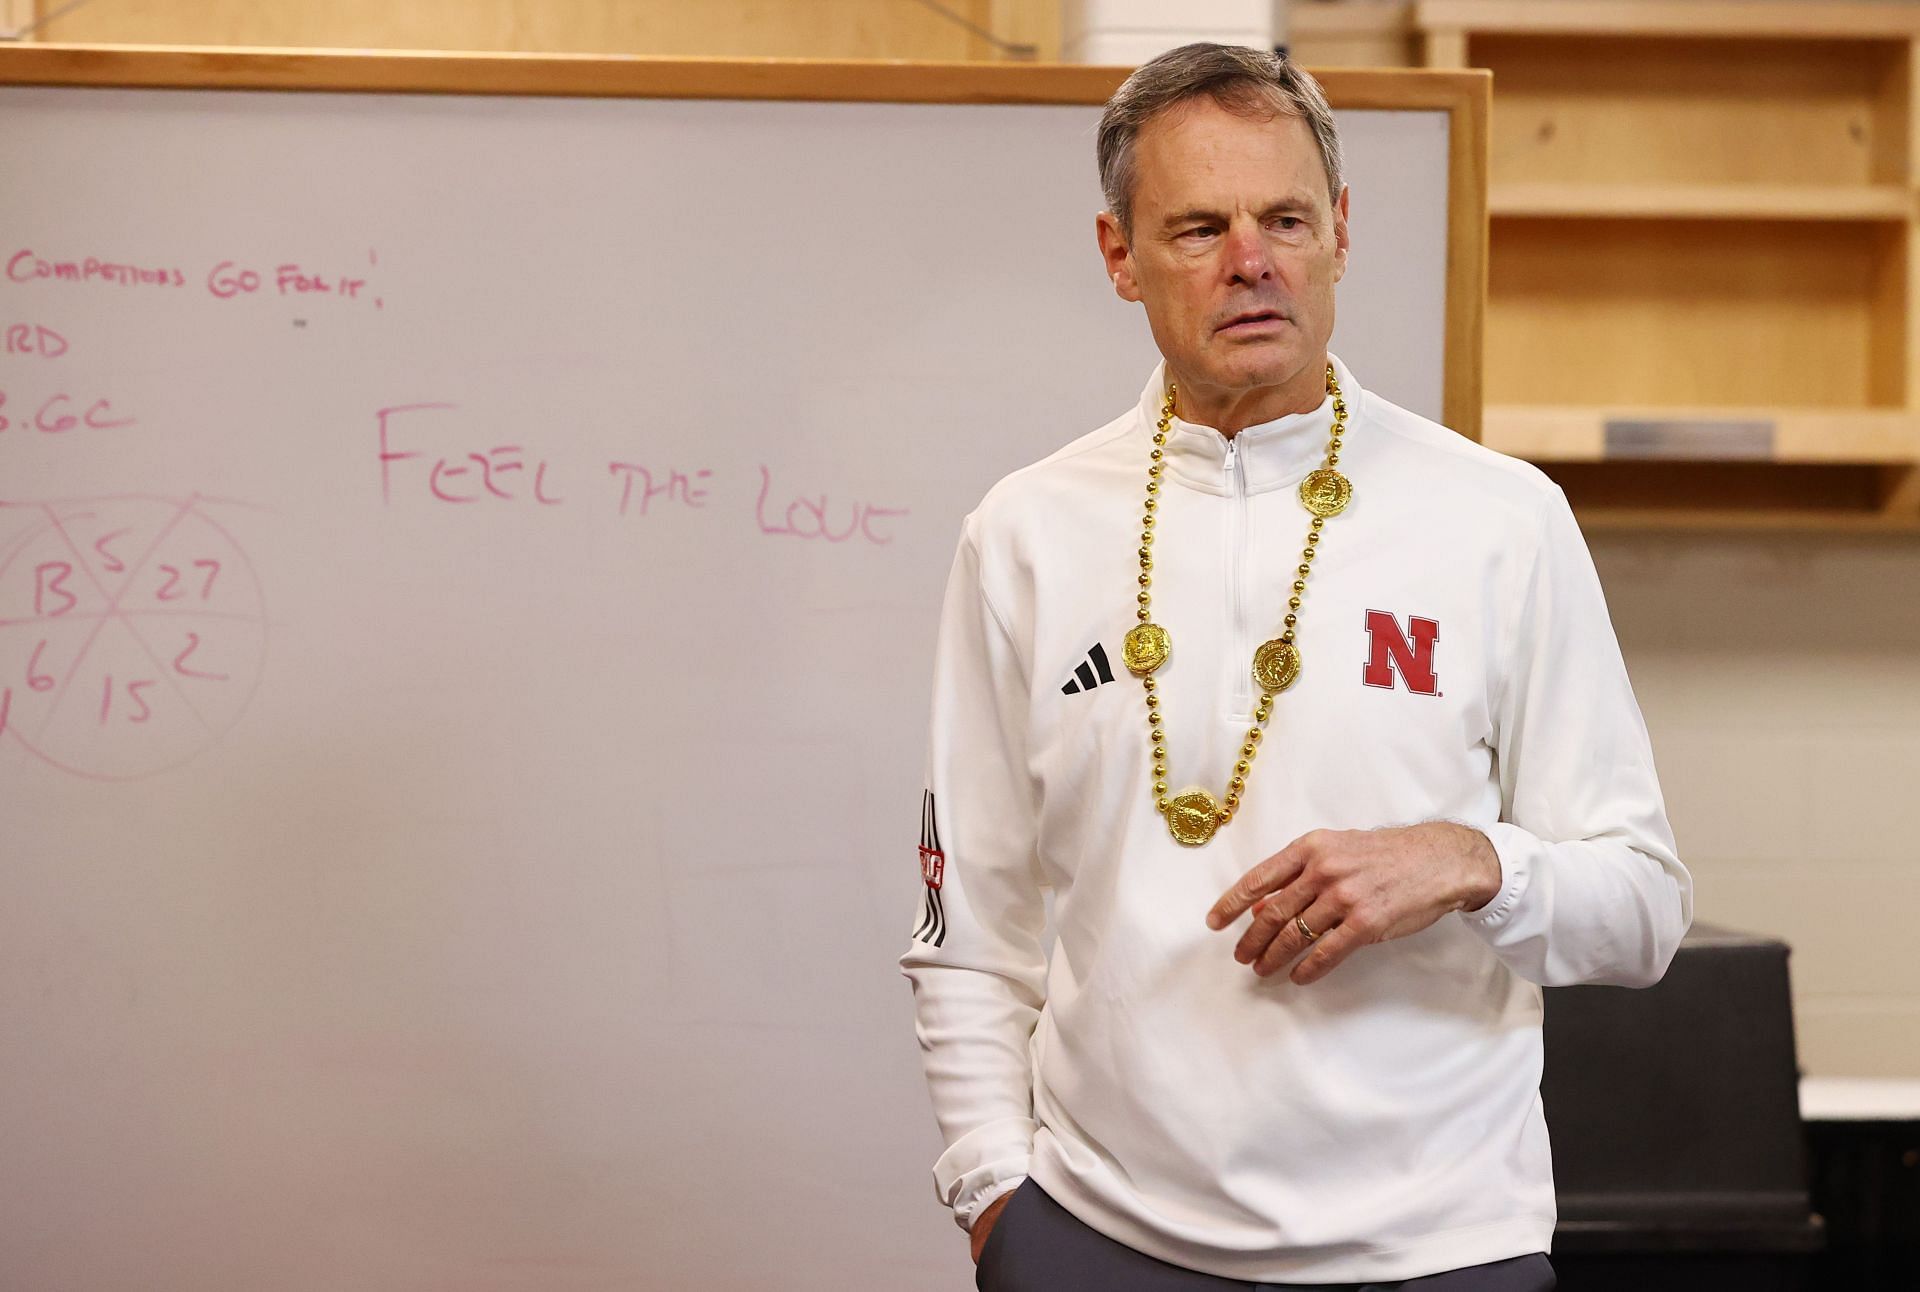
[1061,0,1276,63]
[1596,531,1920,1077]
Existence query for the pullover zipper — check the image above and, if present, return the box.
[1225,436,1250,719]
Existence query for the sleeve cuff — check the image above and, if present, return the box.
[931,1115,1038,1233]
[963,1174,1030,1233]
[1461,821,1534,931]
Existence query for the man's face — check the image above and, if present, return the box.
[1097,97,1349,408]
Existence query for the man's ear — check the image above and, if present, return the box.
[1331,184,1351,285]
[1095,211,1142,303]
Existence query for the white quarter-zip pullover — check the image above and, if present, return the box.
[898,353,1693,1283]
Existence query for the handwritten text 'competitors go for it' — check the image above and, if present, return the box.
[6,247,387,311]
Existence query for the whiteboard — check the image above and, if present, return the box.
[0,63,1458,1292]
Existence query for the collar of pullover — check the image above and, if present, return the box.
[1132,351,1365,497]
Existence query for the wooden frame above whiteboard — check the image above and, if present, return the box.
[0,43,1489,439]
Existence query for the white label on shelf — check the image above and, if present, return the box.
[1603,418,1777,461]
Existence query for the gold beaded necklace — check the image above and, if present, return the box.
[1120,362,1353,846]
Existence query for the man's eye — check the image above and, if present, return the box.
[1273,217,1301,230]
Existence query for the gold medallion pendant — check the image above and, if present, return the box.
[1251,638,1301,694]
[1166,788,1222,846]
[1123,622,1172,675]
[1299,468,1352,518]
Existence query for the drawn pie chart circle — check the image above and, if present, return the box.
[0,496,268,781]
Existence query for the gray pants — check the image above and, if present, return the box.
[975,1179,1555,1292]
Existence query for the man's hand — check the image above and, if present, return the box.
[1203,822,1502,985]
[969,1188,1017,1265]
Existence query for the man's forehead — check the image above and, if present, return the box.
[1132,104,1326,210]
[1137,96,1315,154]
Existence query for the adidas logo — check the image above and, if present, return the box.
[1060,641,1116,695]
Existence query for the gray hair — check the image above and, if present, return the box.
[1096,42,1344,239]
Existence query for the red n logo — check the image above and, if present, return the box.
[1362,610,1440,695]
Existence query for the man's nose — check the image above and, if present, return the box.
[1225,219,1276,284]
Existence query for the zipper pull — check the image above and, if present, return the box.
[1224,436,1237,476]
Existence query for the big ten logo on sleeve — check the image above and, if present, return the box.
[0,494,267,780]
[1362,609,1441,697]
[912,789,947,946]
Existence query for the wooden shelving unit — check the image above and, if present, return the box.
[1416,0,1920,528]
[1491,182,1913,222]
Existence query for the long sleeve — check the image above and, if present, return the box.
[1461,484,1694,988]
[898,524,1050,1233]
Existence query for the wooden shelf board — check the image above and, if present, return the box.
[1482,405,1920,464]
[1574,506,1920,532]
[1491,182,1913,222]
[1417,0,1920,40]
[1539,460,1920,528]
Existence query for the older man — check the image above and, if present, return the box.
[899,43,1691,1292]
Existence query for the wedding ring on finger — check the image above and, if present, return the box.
[1294,914,1320,943]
